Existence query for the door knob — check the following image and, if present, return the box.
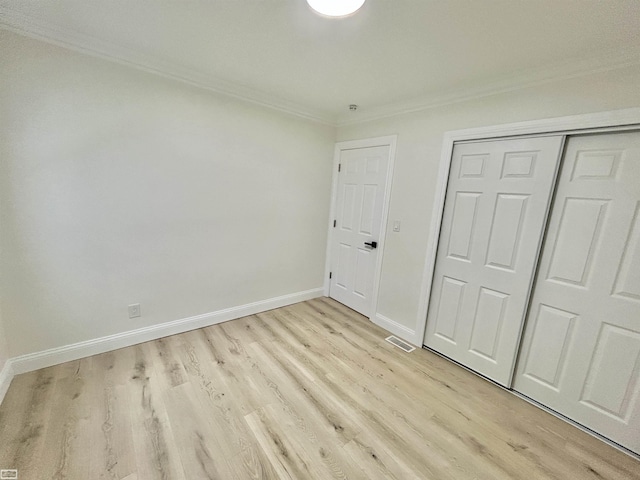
[364,241,378,249]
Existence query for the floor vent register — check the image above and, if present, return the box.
[385,335,416,353]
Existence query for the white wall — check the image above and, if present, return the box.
[0,30,336,358]
[0,133,9,374]
[0,310,10,403]
[0,311,8,374]
[337,64,640,341]
[3,29,639,362]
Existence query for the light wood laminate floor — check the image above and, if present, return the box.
[0,298,638,479]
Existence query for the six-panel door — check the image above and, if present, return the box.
[330,145,390,316]
[514,132,640,454]
[423,136,565,386]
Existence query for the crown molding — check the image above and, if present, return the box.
[336,48,640,126]
[2,5,639,129]
[0,7,336,125]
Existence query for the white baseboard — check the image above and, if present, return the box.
[10,288,323,375]
[372,313,419,346]
[0,359,14,405]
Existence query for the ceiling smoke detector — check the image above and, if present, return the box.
[307,0,366,18]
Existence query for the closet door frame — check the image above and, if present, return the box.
[416,107,640,351]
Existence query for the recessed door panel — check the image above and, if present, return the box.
[335,243,352,290]
[434,277,466,344]
[353,248,372,298]
[446,192,481,261]
[366,156,380,174]
[340,184,357,231]
[613,202,640,302]
[571,150,621,180]
[459,154,487,178]
[515,131,640,454]
[469,288,509,361]
[424,136,565,386]
[580,325,640,421]
[485,194,528,271]
[501,151,537,178]
[522,304,577,390]
[359,185,377,235]
[546,198,608,287]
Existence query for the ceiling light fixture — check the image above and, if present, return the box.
[307,0,366,17]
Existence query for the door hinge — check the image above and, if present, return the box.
[338,163,341,172]
[333,219,336,227]
[329,272,332,279]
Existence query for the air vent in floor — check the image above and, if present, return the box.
[385,335,416,353]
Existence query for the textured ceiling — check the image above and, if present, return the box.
[1,0,640,124]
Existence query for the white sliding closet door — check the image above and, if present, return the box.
[424,136,564,386]
[514,132,640,454]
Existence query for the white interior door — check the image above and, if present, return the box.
[329,145,390,316]
[424,136,564,386]
[514,131,640,454]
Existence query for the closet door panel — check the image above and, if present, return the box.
[424,136,565,386]
[515,131,640,454]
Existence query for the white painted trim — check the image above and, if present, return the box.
[324,135,397,321]
[372,314,417,347]
[6,6,639,130]
[9,288,323,375]
[416,107,640,345]
[0,359,14,405]
[414,134,456,347]
[0,7,333,125]
[4,6,640,129]
[323,143,343,297]
[335,49,640,126]
[437,107,640,143]
[371,136,397,322]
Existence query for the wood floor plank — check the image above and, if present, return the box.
[177,329,259,453]
[89,349,138,480]
[342,435,401,480]
[343,430,425,480]
[35,358,92,480]
[127,344,186,480]
[190,326,280,416]
[231,435,281,480]
[249,340,363,444]
[197,320,366,479]
[259,401,367,480]
[146,336,189,388]
[161,383,238,479]
[0,367,57,477]
[244,406,310,480]
[175,327,292,479]
[0,297,638,479]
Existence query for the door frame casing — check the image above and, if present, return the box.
[324,135,397,322]
[416,107,640,346]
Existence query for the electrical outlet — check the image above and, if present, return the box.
[128,303,141,318]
